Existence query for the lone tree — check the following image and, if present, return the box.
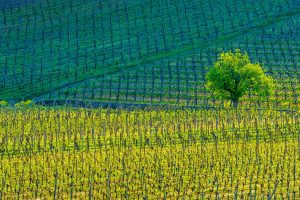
[206,49,274,107]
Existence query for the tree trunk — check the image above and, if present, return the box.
[231,98,239,108]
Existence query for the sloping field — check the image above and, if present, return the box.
[0,0,299,106]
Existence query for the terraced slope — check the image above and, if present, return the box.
[0,0,299,106]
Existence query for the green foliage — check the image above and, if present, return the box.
[0,100,8,107]
[15,100,35,107]
[206,49,275,107]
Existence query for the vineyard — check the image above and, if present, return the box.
[0,0,300,199]
[0,107,299,198]
[0,0,299,106]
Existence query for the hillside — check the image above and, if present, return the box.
[0,0,299,106]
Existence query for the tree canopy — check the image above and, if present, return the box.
[206,49,275,107]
